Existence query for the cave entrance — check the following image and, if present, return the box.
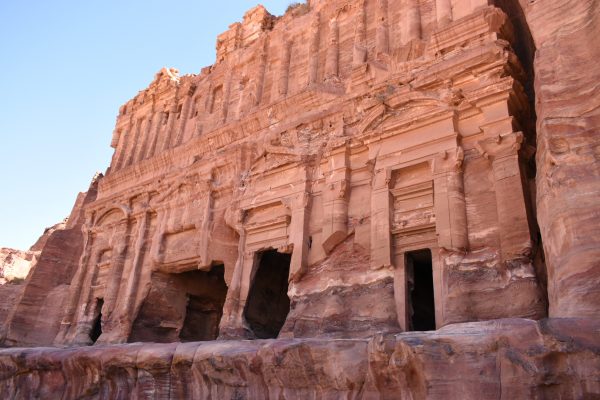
[244,249,291,339]
[128,264,228,343]
[179,264,228,342]
[90,298,104,343]
[406,249,436,331]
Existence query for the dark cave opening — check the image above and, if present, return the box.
[179,264,228,342]
[90,298,104,343]
[128,264,228,343]
[406,249,436,331]
[244,249,291,339]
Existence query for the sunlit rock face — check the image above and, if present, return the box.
[2,0,599,397]
[1,319,599,399]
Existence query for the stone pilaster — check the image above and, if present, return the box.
[112,117,132,171]
[255,36,269,105]
[324,18,339,81]
[219,209,251,339]
[161,104,178,151]
[145,110,164,159]
[322,143,350,253]
[278,39,292,96]
[103,207,150,344]
[174,87,195,147]
[288,189,311,283]
[124,118,142,167]
[97,220,131,340]
[135,116,153,163]
[222,70,233,122]
[404,0,422,43]
[353,0,367,65]
[308,13,320,85]
[432,147,469,251]
[478,132,531,260]
[376,0,389,57]
[370,168,393,269]
[436,0,452,27]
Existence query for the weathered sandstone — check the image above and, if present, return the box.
[1,319,599,399]
[1,0,599,397]
[520,0,600,318]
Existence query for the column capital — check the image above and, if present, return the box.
[432,146,464,175]
[476,131,523,161]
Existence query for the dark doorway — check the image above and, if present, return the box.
[90,298,104,343]
[179,264,228,342]
[406,249,436,331]
[128,264,228,343]
[244,249,291,339]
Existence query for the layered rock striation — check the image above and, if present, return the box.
[1,319,599,399]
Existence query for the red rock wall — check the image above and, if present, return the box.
[2,178,99,347]
[521,0,600,317]
[0,319,598,399]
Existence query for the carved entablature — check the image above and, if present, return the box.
[243,202,292,252]
[355,90,455,141]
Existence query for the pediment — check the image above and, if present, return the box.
[358,92,452,135]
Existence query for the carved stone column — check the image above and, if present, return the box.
[97,220,131,340]
[404,0,422,43]
[111,115,132,171]
[478,132,531,260]
[135,116,153,163]
[222,70,233,122]
[255,36,269,105]
[353,0,367,65]
[436,0,452,27]
[278,39,292,96]
[236,76,248,119]
[174,86,195,147]
[324,18,339,81]
[124,118,142,167]
[432,147,469,251]
[370,167,393,269]
[289,187,311,283]
[161,104,178,152]
[104,207,150,343]
[198,180,213,267]
[145,110,164,159]
[322,144,350,253]
[376,0,389,57]
[219,209,251,339]
[308,13,320,85]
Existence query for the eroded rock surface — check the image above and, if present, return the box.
[521,0,600,318]
[1,0,599,397]
[1,319,599,399]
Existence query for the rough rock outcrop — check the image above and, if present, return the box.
[1,177,99,347]
[1,319,599,399]
[0,248,36,285]
[520,0,600,318]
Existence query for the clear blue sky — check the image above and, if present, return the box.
[0,1,290,250]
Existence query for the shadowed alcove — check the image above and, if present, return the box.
[244,249,291,339]
[129,264,228,343]
[89,298,104,343]
[406,249,436,331]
